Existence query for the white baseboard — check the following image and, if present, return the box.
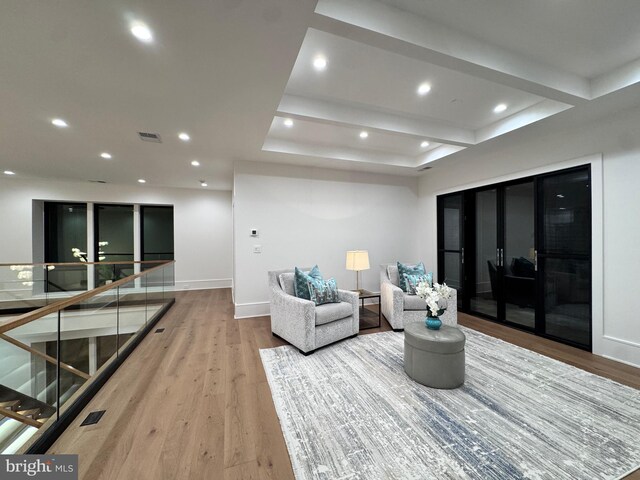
[234,301,270,319]
[600,335,640,368]
[174,278,232,291]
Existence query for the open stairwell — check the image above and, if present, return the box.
[0,384,58,453]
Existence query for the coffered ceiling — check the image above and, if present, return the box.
[264,0,640,174]
[2,0,640,189]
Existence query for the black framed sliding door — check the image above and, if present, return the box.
[437,165,592,350]
[469,187,499,319]
[503,181,536,329]
[537,168,591,349]
[437,193,464,308]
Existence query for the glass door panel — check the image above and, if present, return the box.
[539,168,591,349]
[438,194,464,307]
[504,182,535,328]
[542,258,591,347]
[470,189,498,318]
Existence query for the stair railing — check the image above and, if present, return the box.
[0,260,176,455]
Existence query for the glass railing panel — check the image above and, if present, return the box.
[0,312,60,453]
[0,264,90,319]
[60,290,118,393]
[116,278,146,355]
[0,265,46,311]
[44,264,88,296]
[143,266,165,324]
[94,261,135,288]
[162,262,176,305]
[0,260,175,454]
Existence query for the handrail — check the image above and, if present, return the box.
[0,333,91,380]
[0,260,170,267]
[0,260,174,335]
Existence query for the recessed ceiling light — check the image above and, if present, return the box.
[138,179,146,184]
[493,103,507,113]
[100,152,112,159]
[191,160,200,166]
[3,170,15,175]
[359,131,368,139]
[417,83,431,96]
[51,118,68,128]
[420,141,430,148]
[283,118,294,127]
[130,22,153,43]
[313,56,327,71]
[556,194,565,198]
[201,182,208,187]
[178,132,190,141]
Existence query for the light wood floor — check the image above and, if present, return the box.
[49,289,640,480]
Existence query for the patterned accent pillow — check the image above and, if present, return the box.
[404,273,433,295]
[308,278,340,305]
[397,261,426,292]
[294,265,322,300]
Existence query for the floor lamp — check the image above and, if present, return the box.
[346,250,370,294]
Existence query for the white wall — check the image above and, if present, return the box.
[233,161,420,318]
[418,104,640,367]
[0,177,232,290]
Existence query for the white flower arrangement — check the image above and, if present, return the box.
[72,241,108,262]
[415,281,453,318]
[71,248,88,262]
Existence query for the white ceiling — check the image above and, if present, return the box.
[268,116,441,157]
[2,0,640,190]
[383,0,640,78]
[285,29,546,130]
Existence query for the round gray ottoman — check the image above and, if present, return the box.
[404,323,466,389]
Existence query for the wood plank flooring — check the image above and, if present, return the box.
[48,289,640,479]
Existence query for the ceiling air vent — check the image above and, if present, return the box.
[418,165,432,171]
[88,180,107,184]
[138,132,162,143]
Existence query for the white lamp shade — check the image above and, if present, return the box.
[346,250,370,271]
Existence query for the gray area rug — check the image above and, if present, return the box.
[260,328,640,480]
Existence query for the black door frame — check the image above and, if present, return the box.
[534,165,592,350]
[436,193,466,310]
[437,164,592,351]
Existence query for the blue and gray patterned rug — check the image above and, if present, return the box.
[260,328,640,480]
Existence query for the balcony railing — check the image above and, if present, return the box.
[0,260,175,454]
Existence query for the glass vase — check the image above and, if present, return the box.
[425,316,442,330]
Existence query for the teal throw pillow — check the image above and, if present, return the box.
[397,261,426,292]
[308,278,340,305]
[404,273,433,295]
[294,265,322,300]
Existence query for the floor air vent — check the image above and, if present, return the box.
[80,410,105,426]
[138,131,162,143]
[155,328,165,333]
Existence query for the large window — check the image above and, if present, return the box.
[94,204,134,285]
[44,202,87,292]
[141,206,175,263]
[42,202,173,289]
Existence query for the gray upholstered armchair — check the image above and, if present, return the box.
[380,264,457,331]
[268,268,359,355]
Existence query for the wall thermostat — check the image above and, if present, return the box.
[250,228,258,237]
